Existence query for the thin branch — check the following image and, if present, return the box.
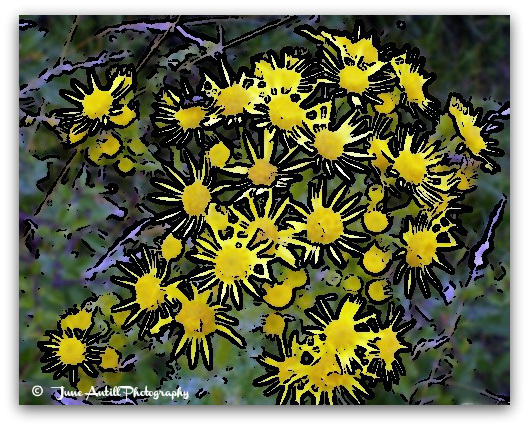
[135,17,180,73]
[58,15,80,65]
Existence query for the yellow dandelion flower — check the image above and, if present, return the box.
[111,246,181,337]
[298,21,380,64]
[54,65,136,146]
[447,93,505,172]
[166,286,245,370]
[289,180,369,267]
[292,347,371,405]
[255,330,372,404]
[207,140,231,168]
[86,132,123,165]
[253,331,310,404]
[385,124,458,207]
[395,213,459,298]
[149,151,217,238]
[189,228,274,309]
[390,48,439,118]
[151,80,220,147]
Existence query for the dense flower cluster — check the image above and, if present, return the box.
[38,21,508,404]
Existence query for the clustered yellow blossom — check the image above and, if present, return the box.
[39,20,508,404]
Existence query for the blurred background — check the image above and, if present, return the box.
[19,15,509,405]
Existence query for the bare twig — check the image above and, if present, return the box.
[135,17,181,73]
[58,15,80,65]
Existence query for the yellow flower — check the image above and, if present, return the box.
[365,305,415,390]
[289,180,368,268]
[149,151,216,238]
[200,55,263,123]
[304,295,377,371]
[160,233,184,262]
[164,286,245,370]
[447,93,504,172]
[385,125,458,207]
[38,325,102,386]
[220,130,312,198]
[395,213,459,298]
[190,227,274,309]
[99,347,121,371]
[299,26,393,104]
[55,65,136,146]
[361,241,392,275]
[390,49,439,118]
[230,191,299,267]
[252,47,314,95]
[298,109,373,181]
[111,246,182,336]
[152,82,220,147]
[60,306,93,332]
[263,268,308,309]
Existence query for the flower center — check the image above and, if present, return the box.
[177,300,216,337]
[405,230,438,267]
[135,273,164,311]
[216,84,251,116]
[174,106,206,130]
[267,94,305,130]
[57,337,86,365]
[214,244,254,284]
[248,217,279,244]
[393,151,428,184]
[181,181,211,216]
[313,129,346,160]
[306,207,344,245]
[247,159,278,186]
[338,65,370,94]
[82,89,113,119]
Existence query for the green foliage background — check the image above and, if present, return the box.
[19,15,509,405]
